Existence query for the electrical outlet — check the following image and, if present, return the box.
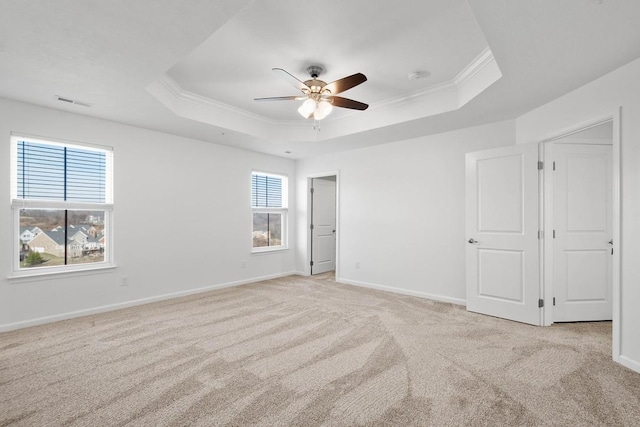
[241,260,246,269]
[355,262,360,270]
[120,276,130,286]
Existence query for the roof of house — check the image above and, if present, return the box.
[33,225,103,246]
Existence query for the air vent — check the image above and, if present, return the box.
[55,95,92,107]
[408,71,430,80]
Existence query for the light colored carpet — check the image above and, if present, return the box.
[1,273,639,426]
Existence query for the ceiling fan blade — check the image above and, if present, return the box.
[254,96,302,102]
[272,68,310,93]
[328,96,369,111]
[323,73,367,95]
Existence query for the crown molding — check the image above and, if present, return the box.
[147,48,501,142]
[454,47,495,88]
[151,74,300,127]
[368,47,496,113]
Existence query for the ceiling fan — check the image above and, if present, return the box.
[254,65,368,120]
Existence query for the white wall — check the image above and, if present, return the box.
[515,56,640,373]
[296,120,516,304]
[0,98,297,330]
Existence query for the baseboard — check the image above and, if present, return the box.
[619,355,640,374]
[0,271,298,332]
[337,277,466,306]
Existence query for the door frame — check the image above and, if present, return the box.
[540,110,621,363]
[306,171,340,277]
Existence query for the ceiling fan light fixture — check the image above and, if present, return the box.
[314,100,333,120]
[298,98,316,118]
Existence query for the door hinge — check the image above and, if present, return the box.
[553,229,556,239]
[310,187,314,194]
[538,230,544,239]
[537,161,544,170]
[310,224,314,230]
[553,297,556,306]
[553,161,556,171]
[538,299,544,308]
[310,261,314,267]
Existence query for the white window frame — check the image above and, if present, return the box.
[251,171,288,253]
[9,134,114,278]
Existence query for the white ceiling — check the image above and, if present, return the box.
[166,0,488,120]
[1,0,639,158]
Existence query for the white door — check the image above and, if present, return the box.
[552,144,612,321]
[311,177,336,274]
[466,143,541,325]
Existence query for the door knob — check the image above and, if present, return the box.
[468,238,478,244]
[608,239,613,245]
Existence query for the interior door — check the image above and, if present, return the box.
[466,143,541,325]
[552,144,612,321]
[311,177,336,274]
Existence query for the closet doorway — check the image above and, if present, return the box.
[544,121,614,323]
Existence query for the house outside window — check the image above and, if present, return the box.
[10,135,114,275]
[251,171,287,252]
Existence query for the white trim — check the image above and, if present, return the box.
[7,264,116,282]
[541,116,615,143]
[251,207,288,213]
[151,74,300,127]
[454,47,496,88]
[355,48,496,113]
[11,199,114,210]
[337,277,466,306]
[553,138,612,146]
[542,142,554,326]
[372,81,457,111]
[611,107,622,364]
[0,271,298,332]
[538,142,546,326]
[251,245,288,254]
[619,355,640,373]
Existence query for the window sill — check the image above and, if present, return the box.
[251,246,289,255]
[7,264,117,283]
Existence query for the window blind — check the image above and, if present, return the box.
[252,173,282,208]
[16,140,107,203]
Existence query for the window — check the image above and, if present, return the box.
[10,135,113,275]
[251,171,287,252]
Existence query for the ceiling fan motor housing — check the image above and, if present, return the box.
[306,65,324,78]
[303,66,328,96]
